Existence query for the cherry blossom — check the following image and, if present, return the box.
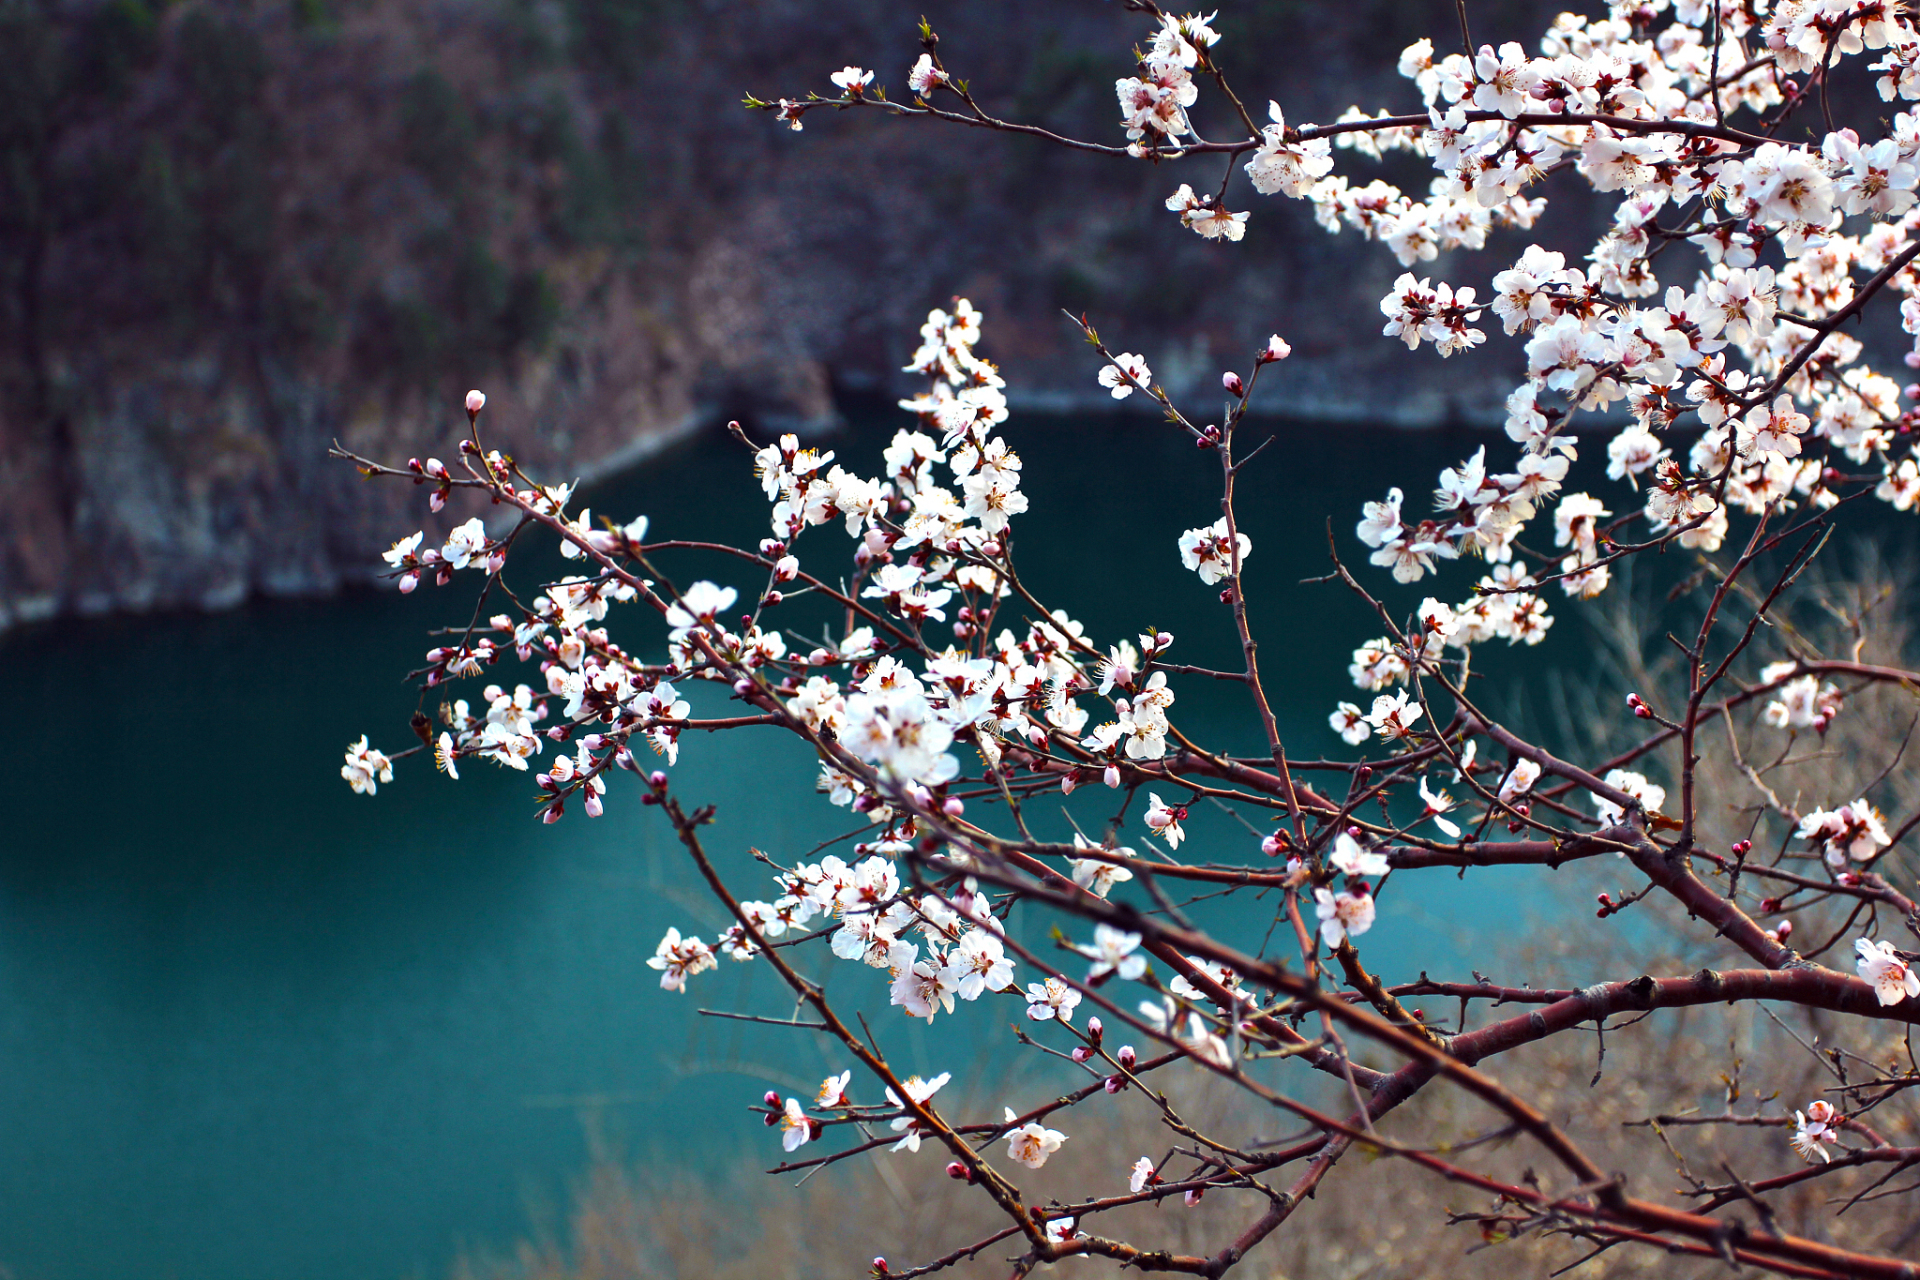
[1362,690,1424,739]
[1762,663,1842,731]
[1497,758,1541,804]
[908,54,945,96]
[1178,518,1250,584]
[1329,701,1369,745]
[948,928,1016,1000]
[343,16,1920,1271]
[1003,1110,1067,1168]
[1418,775,1462,838]
[1245,101,1333,197]
[1315,886,1376,948]
[779,1098,814,1152]
[1856,937,1920,1006]
[1074,924,1147,981]
[1097,353,1152,399]
[647,927,717,992]
[1025,977,1083,1022]
[1799,800,1892,866]
[1070,839,1136,898]
[829,66,874,95]
[816,1070,853,1109]
[1592,769,1666,824]
[340,737,394,795]
[1790,1099,1844,1164]
[1144,792,1187,849]
[1330,831,1388,877]
[886,1072,952,1152]
[1166,184,1248,240]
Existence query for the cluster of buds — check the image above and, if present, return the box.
[406,455,455,513]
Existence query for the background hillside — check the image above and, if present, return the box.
[0,0,1554,626]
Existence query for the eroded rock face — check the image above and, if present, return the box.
[0,0,1550,629]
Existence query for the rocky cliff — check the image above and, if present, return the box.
[0,0,1557,629]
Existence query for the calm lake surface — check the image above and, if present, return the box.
[0,404,1841,1279]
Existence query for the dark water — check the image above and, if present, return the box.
[0,405,1635,1280]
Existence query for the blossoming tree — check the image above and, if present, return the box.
[336,3,1920,1275]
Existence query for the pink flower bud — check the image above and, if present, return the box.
[546,727,567,741]
[398,571,420,593]
[763,1090,781,1107]
[1060,771,1079,795]
[761,590,783,607]
[941,797,964,818]
[864,528,891,555]
[1116,1045,1136,1068]
[486,551,506,574]
[871,1259,889,1276]
[1071,1045,1092,1063]
[1104,1075,1123,1094]
[1184,1187,1204,1207]
[1259,334,1291,363]
[946,1160,969,1180]
[853,544,873,568]
[542,803,563,824]
[465,389,486,415]
[809,648,831,665]
[1104,764,1121,789]
[583,792,603,818]
[734,678,753,695]
[1086,1015,1102,1043]
[1221,370,1244,396]
[774,555,799,582]
[430,490,447,514]
[981,540,1002,556]
[1260,833,1286,857]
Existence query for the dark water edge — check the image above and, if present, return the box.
[0,402,1909,1280]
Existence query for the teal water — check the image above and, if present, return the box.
[0,405,1627,1279]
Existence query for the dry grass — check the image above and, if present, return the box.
[454,1009,1918,1279]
